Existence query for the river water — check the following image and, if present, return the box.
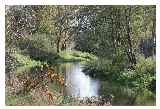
[54,62,156,105]
[63,63,100,97]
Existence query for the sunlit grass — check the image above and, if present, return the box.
[11,53,41,66]
[58,51,97,62]
[10,53,43,74]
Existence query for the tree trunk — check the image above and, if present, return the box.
[111,8,117,56]
[125,7,136,65]
[152,8,156,38]
[57,37,60,53]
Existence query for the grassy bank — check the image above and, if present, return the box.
[57,51,97,63]
[7,50,97,73]
[5,50,97,106]
[10,53,43,74]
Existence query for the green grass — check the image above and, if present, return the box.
[11,53,41,66]
[57,51,97,63]
[6,94,34,106]
[11,50,97,67]
[10,52,44,74]
[5,86,34,106]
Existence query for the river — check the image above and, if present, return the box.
[54,62,155,105]
[62,63,100,97]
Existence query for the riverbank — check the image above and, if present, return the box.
[5,50,98,106]
[6,50,97,73]
[83,56,156,91]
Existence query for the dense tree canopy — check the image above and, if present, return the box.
[5,5,156,106]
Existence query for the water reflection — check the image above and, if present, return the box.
[58,63,100,97]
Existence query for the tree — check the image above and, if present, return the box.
[38,6,79,53]
[5,5,40,51]
[74,5,155,67]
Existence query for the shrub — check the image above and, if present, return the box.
[17,34,59,64]
[134,56,156,91]
[116,55,156,91]
[135,56,155,75]
[82,55,156,93]
[82,59,119,80]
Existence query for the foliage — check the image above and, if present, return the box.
[5,52,21,73]
[5,6,41,48]
[135,56,155,75]
[75,6,155,66]
[12,53,41,67]
[83,59,115,80]
[8,52,42,74]
[6,86,79,106]
[37,6,79,53]
[116,56,156,91]
[134,56,156,91]
[6,89,34,106]
[16,34,59,64]
[5,5,156,106]
[83,55,156,92]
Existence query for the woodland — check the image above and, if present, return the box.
[5,5,156,106]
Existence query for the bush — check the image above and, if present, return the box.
[82,59,122,80]
[5,52,21,74]
[134,56,156,91]
[82,51,128,79]
[17,34,59,64]
[135,56,155,75]
[82,55,156,92]
[17,33,56,53]
[115,55,156,91]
